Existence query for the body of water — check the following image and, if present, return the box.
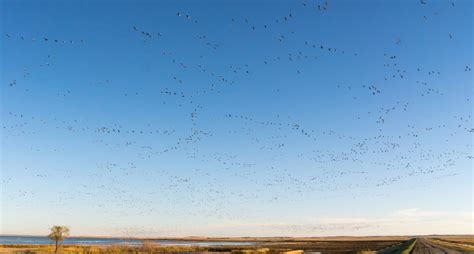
[0,236,255,246]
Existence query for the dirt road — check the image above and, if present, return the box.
[411,238,468,254]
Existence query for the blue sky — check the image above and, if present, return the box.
[1,0,472,236]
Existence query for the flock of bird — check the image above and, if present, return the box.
[2,0,472,236]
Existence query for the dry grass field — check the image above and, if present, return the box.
[425,238,474,252]
[431,236,474,245]
[0,237,407,254]
[1,236,473,254]
[0,244,207,254]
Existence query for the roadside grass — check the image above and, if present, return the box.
[428,238,474,252]
[399,239,416,254]
[431,236,474,245]
[377,238,416,254]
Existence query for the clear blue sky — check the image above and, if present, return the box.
[1,0,472,237]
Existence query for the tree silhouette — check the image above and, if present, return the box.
[48,226,70,253]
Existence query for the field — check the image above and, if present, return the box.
[0,236,407,254]
[418,237,474,253]
[1,236,473,254]
[431,236,474,246]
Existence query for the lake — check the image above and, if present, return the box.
[0,236,256,246]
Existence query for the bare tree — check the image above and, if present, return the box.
[48,226,70,253]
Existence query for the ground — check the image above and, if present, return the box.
[0,236,472,254]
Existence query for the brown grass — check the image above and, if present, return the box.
[432,236,474,245]
[0,244,210,254]
[0,240,403,254]
[5,236,469,254]
[427,238,474,251]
